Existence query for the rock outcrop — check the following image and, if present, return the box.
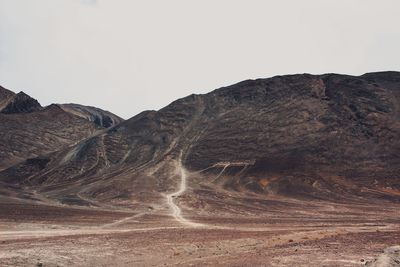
[0,91,42,114]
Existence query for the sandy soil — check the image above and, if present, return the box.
[1,163,399,266]
[1,197,399,267]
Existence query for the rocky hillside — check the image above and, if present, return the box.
[1,72,400,206]
[1,91,42,114]
[0,86,123,170]
[0,85,17,110]
[59,103,123,128]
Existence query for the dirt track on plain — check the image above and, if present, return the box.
[1,195,399,267]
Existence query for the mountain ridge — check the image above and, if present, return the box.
[0,86,123,171]
[1,71,399,210]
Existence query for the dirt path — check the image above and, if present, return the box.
[165,157,204,227]
[100,213,145,229]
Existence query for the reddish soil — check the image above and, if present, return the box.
[1,198,399,266]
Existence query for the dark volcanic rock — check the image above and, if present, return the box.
[1,91,42,114]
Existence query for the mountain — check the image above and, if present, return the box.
[1,72,400,210]
[1,91,42,114]
[0,87,42,114]
[0,85,19,110]
[58,103,123,128]
[0,86,123,171]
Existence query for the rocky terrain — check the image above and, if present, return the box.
[0,86,123,171]
[2,72,400,204]
[0,72,399,266]
[58,103,123,128]
[366,246,400,266]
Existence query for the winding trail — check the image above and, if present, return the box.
[165,159,204,227]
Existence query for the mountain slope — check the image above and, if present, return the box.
[1,91,42,114]
[1,72,400,209]
[58,103,123,128]
[0,86,123,170]
[0,85,18,110]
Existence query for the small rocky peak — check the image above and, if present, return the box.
[1,91,43,114]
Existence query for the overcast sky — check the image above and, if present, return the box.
[1,0,399,119]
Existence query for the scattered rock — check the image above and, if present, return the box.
[365,246,400,267]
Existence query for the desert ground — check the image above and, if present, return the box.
[2,72,400,266]
[1,201,399,266]
[1,165,399,266]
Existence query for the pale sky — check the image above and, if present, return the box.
[1,0,399,119]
